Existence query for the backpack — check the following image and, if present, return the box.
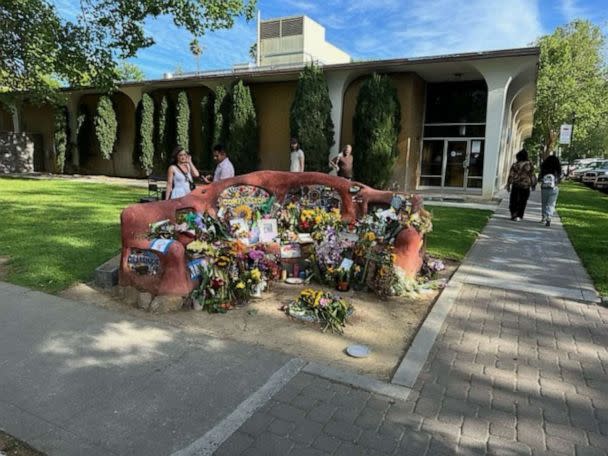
[541,174,556,189]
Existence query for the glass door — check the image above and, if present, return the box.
[465,139,484,189]
[444,141,467,187]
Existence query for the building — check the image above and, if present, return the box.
[0,16,538,199]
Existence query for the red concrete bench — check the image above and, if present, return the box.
[119,171,425,297]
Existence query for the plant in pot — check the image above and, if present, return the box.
[334,267,351,292]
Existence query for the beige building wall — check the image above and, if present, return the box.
[340,72,425,191]
[250,81,297,171]
[21,103,55,171]
[303,18,350,64]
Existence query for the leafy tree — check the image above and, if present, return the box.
[249,42,257,62]
[200,93,215,169]
[0,0,256,100]
[53,106,68,173]
[190,39,203,73]
[95,96,117,160]
[137,93,155,174]
[352,73,401,188]
[115,61,145,82]
[213,85,231,146]
[531,20,608,159]
[227,81,258,173]
[290,64,334,172]
[156,95,171,169]
[175,91,190,150]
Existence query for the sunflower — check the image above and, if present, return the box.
[234,204,253,221]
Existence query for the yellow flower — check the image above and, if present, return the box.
[186,240,205,252]
[234,204,253,221]
[251,268,262,281]
[314,215,322,224]
[364,231,376,242]
[236,281,245,289]
[390,254,397,263]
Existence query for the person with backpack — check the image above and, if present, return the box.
[166,146,200,200]
[539,154,562,227]
[506,149,536,221]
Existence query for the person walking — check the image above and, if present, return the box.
[329,144,354,179]
[202,144,235,183]
[289,137,305,172]
[506,149,536,221]
[166,146,200,200]
[539,154,562,227]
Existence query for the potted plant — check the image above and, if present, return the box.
[334,267,350,292]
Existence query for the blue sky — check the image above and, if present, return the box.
[51,0,608,79]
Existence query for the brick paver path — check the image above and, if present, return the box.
[216,194,607,455]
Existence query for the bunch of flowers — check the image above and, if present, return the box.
[149,220,175,239]
[191,264,233,313]
[299,207,342,233]
[185,240,218,259]
[285,288,353,334]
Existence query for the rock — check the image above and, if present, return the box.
[149,295,184,313]
[123,286,140,307]
[137,292,153,311]
[113,286,126,299]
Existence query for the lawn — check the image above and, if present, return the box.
[0,178,491,293]
[0,178,142,293]
[557,182,608,296]
[425,206,493,261]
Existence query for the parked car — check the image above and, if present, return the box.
[582,166,608,186]
[572,159,608,181]
[595,174,608,192]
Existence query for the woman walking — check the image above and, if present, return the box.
[506,149,536,221]
[166,146,200,200]
[539,154,562,227]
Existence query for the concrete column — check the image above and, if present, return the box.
[325,70,350,159]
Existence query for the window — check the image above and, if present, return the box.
[425,81,487,124]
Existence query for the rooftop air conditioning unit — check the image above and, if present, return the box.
[163,72,173,79]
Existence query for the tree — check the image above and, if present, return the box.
[353,73,401,188]
[0,0,256,101]
[53,106,68,173]
[531,20,608,159]
[213,85,231,146]
[95,96,117,160]
[115,61,145,82]
[290,64,335,172]
[175,91,190,150]
[227,81,258,173]
[156,95,171,170]
[249,43,257,63]
[137,93,154,174]
[200,93,215,169]
[190,39,203,73]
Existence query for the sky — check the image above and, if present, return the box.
[51,0,608,80]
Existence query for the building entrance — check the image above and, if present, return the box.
[419,138,484,190]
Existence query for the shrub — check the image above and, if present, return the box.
[156,95,171,171]
[200,93,215,169]
[53,106,68,173]
[353,73,401,188]
[137,93,155,174]
[227,80,258,173]
[95,95,117,160]
[175,91,190,151]
[213,85,231,146]
[290,64,335,172]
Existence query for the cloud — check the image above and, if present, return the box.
[560,0,585,21]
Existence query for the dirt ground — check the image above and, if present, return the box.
[0,431,45,456]
[62,262,457,381]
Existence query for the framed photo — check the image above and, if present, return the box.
[280,243,301,259]
[259,218,278,243]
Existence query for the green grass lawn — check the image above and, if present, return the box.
[558,182,608,296]
[0,178,491,293]
[425,206,493,261]
[0,178,142,293]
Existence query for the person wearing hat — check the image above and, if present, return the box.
[289,137,305,172]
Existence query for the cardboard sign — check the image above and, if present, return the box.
[259,219,278,243]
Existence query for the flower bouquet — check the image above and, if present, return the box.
[284,288,353,334]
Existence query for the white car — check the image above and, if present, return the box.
[572,160,608,181]
[583,167,608,185]
[595,174,608,192]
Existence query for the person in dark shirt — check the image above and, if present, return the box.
[330,144,354,179]
[506,149,536,221]
[538,154,562,227]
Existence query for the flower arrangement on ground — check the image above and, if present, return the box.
[284,288,353,334]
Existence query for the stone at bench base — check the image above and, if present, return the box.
[150,295,184,313]
[95,254,120,289]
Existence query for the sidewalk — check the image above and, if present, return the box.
[215,192,608,456]
[1,192,606,456]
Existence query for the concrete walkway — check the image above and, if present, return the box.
[1,192,606,455]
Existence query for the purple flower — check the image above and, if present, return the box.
[248,250,265,261]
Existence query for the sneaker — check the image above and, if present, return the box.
[545,219,551,227]
[515,217,521,221]
[539,217,546,223]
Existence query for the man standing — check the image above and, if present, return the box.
[289,137,305,172]
[203,144,235,183]
[330,144,354,179]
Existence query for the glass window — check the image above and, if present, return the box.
[420,140,444,177]
[424,125,486,138]
[425,81,487,124]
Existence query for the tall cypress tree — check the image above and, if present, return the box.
[213,85,231,146]
[353,73,401,188]
[200,92,215,169]
[156,95,171,170]
[53,106,68,173]
[227,80,258,174]
[290,64,334,172]
[95,95,117,160]
[137,93,155,174]
[175,91,190,150]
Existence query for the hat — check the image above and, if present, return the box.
[290,137,298,144]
